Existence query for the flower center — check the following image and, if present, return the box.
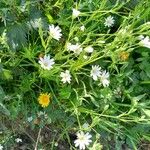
[79,136,85,141]
[42,96,48,103]
[44,62,48,66]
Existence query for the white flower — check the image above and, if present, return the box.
[12,41,18,49]
[54,142,58,147]
[66,42,72,51]
[74,131,92,150]
[15,138,22,143]
[72,9,80,18]
[37,111,44,117]
[84,46,94,53]
[138,35,144,40]
[72,43,83,55]
[27,116,33,122]
[80,26,85,32]
[100,70,110,87]
[83,55,88,59]
[82,123,90,130]
[49,24,62,41]
[0,144,3,150]
[30,18,41,29]
[60,70,71,84]
[90,65,101,81]
[140,36,150,48]
[104,16,115,27]
[67,43,83,55]
[39,55,55,70]
[66,43,75,51]
[37,111,48,119]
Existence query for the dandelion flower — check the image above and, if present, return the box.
[84,46,94,53]
[100,70,110,87]
[140,36,150,48]
[72,9,80,18]
[60,70,71,84]
[49,24,62,41]
[38,93,50,107]
[90,65,101,81]
[15,138,22,143]
[39,54,55,70]
[74,131,92,150]
[119,51,129,61]
[104,16,115,27]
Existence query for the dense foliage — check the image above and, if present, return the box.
[0,0,150,149]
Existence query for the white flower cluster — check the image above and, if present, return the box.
[90,65,110,87]
[38,9,112,87]
[67,43,83,55]
[67,43,94,55]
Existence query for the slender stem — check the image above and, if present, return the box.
[34,128,42,150]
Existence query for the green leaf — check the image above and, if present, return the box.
[45,13,55,23]
[7,23,27,49]
[59,86,72,99]
[0,86,5,102]
[0,103,10,116]
[142,109,150,118]
[89,141,103,150]
[141,81,150,84]
[1,69,13,80]
[85,94,99,107]
[143,135,150,141]
[91,116,100,127]
[132,94,146,102]
[38,24,46,49]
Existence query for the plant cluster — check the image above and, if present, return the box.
[0,0,150,149]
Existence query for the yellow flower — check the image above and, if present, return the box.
[119,51,129,61]
[38,93,50,107]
